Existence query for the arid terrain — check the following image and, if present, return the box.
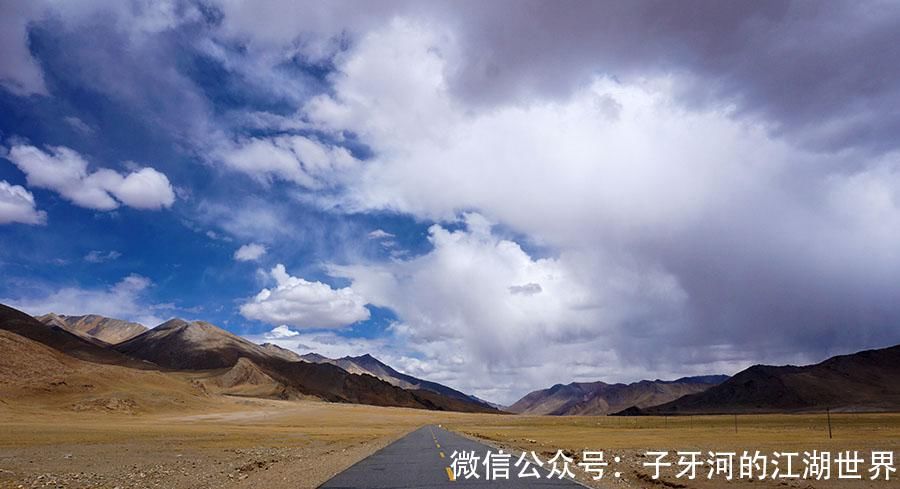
[1,397,898,489]
[447,412,900,488]
[0,398,445,489]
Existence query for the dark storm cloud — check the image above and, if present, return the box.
[433,0,900,154]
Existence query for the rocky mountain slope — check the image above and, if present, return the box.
[640,345,900,414]
[0,304,153,369]
[37,313,147,344]
[115,317,497,412]
[509,376,728,415]
[260,342,304,362]
[1,304,497,413]
[301,353,495,410]
[0,313,208,413]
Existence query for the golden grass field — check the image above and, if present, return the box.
[445,412,900,488]
[0,396,897,489]
[0,398,444,489]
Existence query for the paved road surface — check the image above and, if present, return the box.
[319,425,584,488]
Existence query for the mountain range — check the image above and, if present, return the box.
[635,344,900,414]
[300,353,494,409]
[0,304,497,413]
[512,343,900,416]
[6,302,900,415]
[37,313,147,345]
[508,376,729,415]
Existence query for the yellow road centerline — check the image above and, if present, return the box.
[439,451,445,458]
[445,467,455,481]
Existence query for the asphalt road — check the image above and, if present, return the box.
[319,425,584,488]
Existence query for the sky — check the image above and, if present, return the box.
[1,0,899,405]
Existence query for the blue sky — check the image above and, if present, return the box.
[2,1,900,404]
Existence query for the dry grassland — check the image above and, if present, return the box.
[1,397,897,489]
[445,412,900,488]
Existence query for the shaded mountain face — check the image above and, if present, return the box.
[300,352,330,363]
[0,304,153,369]
[0,308,214,414]
[115,317,497,413]
[37,313,147,345]
[509,376,728,415]
[115,319,274,370]
[301,353,498,411]
[642,345,900,414]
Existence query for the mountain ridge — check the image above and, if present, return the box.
[0,304,155,369]
[509,375,728,415]
[300,352,497,410]
[636,344,900,414]
[37,313,147,345]
[114,316,497,412]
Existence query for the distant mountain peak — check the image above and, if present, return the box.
[37,312,147,345]
[300,352,331,363]
[299,350,496,411]
[155,318,192,330]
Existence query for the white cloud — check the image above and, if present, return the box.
[264,324,299,339]
[84,250,122,263]
[240,264,370,328]
[234,243,267,261]
[63,116,94,135]
[112,167,177,209]
[218,135,360,188]
[328,213,690,402]
[3,274,164,326]
[0,180,46,225]
[244,328,397,363]
[6,143,176,211]
[305,20,792,237]
[367,229,395,240]
[197,199,294,241]
[297,20,900,400]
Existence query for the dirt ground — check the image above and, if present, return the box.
[0,398,449,489]
[1,398,897,489]
[445,412,900,489]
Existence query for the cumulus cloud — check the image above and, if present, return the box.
[264,324,299,339]
[234,243,267,262]
[203,1,900,154]
[329,214,694,402]
[299,20,900,401]
[240,264,370,328]
[3,274,164,326]
[6,144,176,211]
[0,180,46,225]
